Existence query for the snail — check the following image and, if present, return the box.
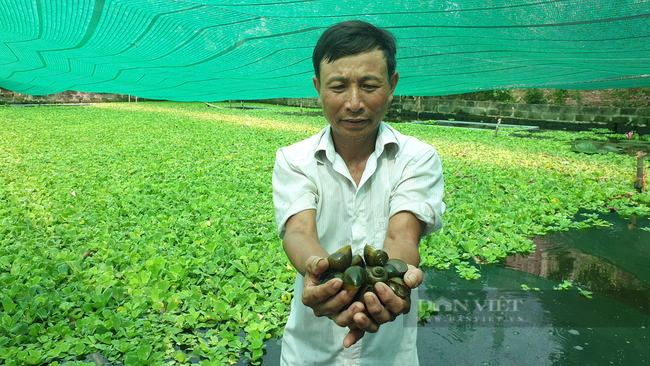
[328,245,352,272]
[342,266,367,291]
[364,245,389,267]
[365,266,388,285]
[319,244,412,314]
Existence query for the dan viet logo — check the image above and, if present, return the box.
[424,296,524,312]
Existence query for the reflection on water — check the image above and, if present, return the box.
[417,213,649,366]
[507,215,650,287]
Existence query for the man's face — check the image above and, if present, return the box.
[313,49,398,143]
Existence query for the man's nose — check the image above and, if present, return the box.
[346,87,364,112]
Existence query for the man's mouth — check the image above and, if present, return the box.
[342,118,368,124]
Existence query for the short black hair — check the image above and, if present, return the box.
[313,20,397,83]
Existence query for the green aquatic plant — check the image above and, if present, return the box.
[521,284,540,291]
[554,280,574,290]
[417,300,437,324]
[0,101,645,363]
[577,287,594,299]
[571,141,602,154]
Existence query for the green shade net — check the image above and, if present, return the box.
[1,0,649,102]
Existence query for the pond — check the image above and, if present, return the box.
[247,213,650,365]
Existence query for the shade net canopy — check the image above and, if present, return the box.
[1,0,649,102]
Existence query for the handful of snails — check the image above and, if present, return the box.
[319,244,411,314]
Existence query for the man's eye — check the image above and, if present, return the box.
[331,85,345,90]
[363,84,379,90]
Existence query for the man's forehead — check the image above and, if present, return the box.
[319,49,386,66]
[319,50,388,78]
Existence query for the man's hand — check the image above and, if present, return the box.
[301,255,360,324]
[343,264,423,348]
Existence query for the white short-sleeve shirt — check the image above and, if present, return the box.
[273,122,445,366]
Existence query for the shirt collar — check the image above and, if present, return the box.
[314,122,399,164]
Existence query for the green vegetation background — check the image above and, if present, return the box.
[1,102,648,365]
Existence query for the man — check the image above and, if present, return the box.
[272,20,445,365]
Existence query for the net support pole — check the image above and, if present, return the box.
[129,95,130,105]
[635,151,647,192]
[494,118,502,137]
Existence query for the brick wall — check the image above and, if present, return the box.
[0,88,132,104]
[394,97,649,133]
[256,97,649,133]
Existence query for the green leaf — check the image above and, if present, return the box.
[151,288,161,303]
[251,339,263,349]
[251,349,263,360]
[10,322,28,336]
[2,298,16,313]
[56,263,69,275]
[137,340,152,361]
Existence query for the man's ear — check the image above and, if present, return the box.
[312,75,322,105]
[388,71,399,103]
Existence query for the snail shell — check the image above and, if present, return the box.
[319,270,343,285]
[350,253,365,268]
[387,277,411,299]
[365,266,388,285]
[328,245,352,272]
[364,244,388,267]
[384,258,408,279]
[342,266,367,292]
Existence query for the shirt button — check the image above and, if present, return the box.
[354,211,360,217]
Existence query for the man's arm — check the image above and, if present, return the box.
[282,209,327,276]
[283,209,362,322]
[383,210,425,269]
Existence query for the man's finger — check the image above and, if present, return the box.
[403,265,423,288]
[331,301,363,327]
[343,328,365,348]
[352,309,380,333]
[362,291,393,325]
[305,256,329,277]
[375,282,411,315]
[302,278,342,306]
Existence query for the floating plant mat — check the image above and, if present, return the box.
[1,102,649,365]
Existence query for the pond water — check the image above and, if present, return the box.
[249,213,650,365]
[567,138,650,157]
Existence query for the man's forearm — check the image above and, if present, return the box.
[382,211,425,267]
[283,231,329,276]
[383,239,420,267]
[282,209,328,276]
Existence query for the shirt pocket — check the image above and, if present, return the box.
[372,216,389,246]
[374,216,389,230]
